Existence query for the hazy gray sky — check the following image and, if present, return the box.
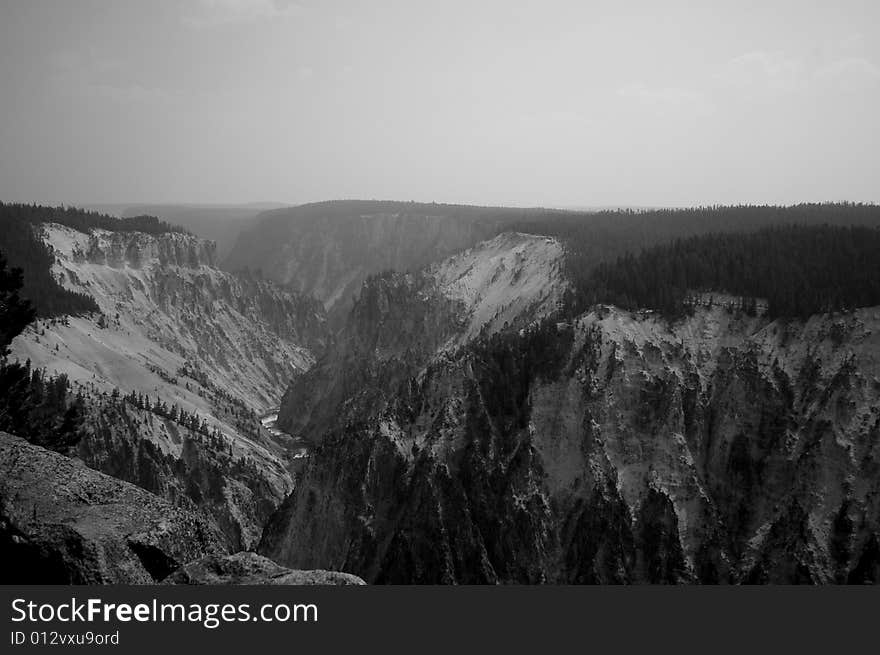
[1,0,878,207]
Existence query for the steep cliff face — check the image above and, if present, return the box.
[276,232,567,440]
[224,201,548,322]
[8,223,329,550]
[261,273,880,582]
[0,432,226,584]
[82,228,219,268]
[13,223,324,412]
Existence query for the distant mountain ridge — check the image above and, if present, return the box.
[224,200,880,326]
[224,200,569,323]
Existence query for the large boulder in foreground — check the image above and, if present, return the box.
[0,432,226,584]
[164,552,365,585]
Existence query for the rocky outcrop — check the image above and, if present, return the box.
[82,228,218,269]
[0,432,225,584]
[164,552,365,585]
[260,297,880,584]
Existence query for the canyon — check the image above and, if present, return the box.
[8,223,327,550]
[2,206,879,585]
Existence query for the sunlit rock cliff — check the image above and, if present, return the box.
[9,223,329,549]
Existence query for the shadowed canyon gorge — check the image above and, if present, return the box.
[1,200,879,584]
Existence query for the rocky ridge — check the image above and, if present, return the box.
[164,552,365,585]
[0,433,365,585]
[0,432,225,584]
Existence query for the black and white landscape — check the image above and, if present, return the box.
[1,2,879,585]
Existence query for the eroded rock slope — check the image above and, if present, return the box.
[261,236,880,584]
[9,223,329,549]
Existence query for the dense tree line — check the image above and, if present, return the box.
[0,256,87,451]
[0,253,36,355]
[580,224,880,318]
[0,236,98,317]
[0,362,87,453]
[510,202,880,315]
[0,202,190,235]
